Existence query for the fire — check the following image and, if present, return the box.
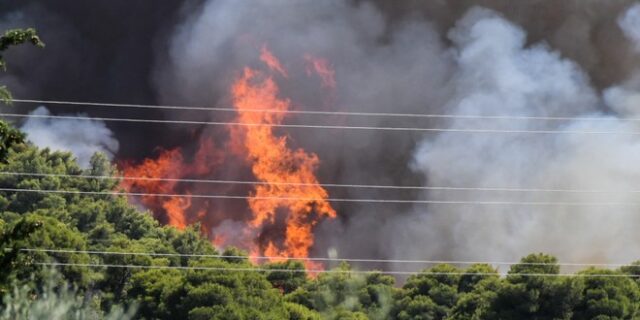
[119,46,337,271]
[260,45,288,78]
[119,137,220,230]
[231,48,337,268]
[304,54,336,89]
[162,196,190,228]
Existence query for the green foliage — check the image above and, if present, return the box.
[265,260,308,294]
[287,263,396,320]
[285,302,322,320]
[393,264,462,319]
[449,275,501,320]
[1,270,134,320]
[0,27,44,164]
[489,253,583,320]
[0,28,44,104]
[573,268,640,319]
[0,122,24,163]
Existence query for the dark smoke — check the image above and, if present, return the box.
[0,0,201,158]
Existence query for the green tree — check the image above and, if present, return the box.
[264,260,308,294]
[489,253,582,320]
[285,302,322,320]
[287,263,396,320]
[0,122,24,163]
[0,28,44,103]
[0,28,44,162]
[393,264,462,319]
[1,269,135,320]
[449,264,500,320]
[573,268,640,319]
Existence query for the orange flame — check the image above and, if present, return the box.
[162,196,190,229]
[231,48,337,269]
[304,54,336,89]
[260,45,288,78]
[119,137,221,230]
[119,46,337,272]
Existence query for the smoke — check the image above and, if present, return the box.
[159,1,640,266]
[155,0,452,261]
[5,0,640,267]
[0,0,193,159]
[20,106,119,167]
[619,3,640,52]
[389,7,640,266]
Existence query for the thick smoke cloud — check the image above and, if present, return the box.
[392,7,640,267]
[4,0,640,268]
[619,3,640,52]
[0,0,193,159]
[160,1,640,266]
[21,106,119,167]
[157,0,451,261]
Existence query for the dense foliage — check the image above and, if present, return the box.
[0,28,44,103]
[0,125,638,319]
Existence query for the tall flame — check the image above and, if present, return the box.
[231,49,336,266]
[119,46,337,271]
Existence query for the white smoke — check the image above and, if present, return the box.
[393,7,640,265]
[161,1,640,267]
[20,106,119,167]
[619,3,640,51]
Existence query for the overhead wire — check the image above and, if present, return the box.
[1,187,638,206]
[1,171,636,194]
[35,262,640,278]
[1,112,640,135]
[10,98,635,122]
[21,248,640,268]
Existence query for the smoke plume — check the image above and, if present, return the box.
[392,7,640,267]
[619,3,640,52]
[4,0,640,268]
[20,106,119,167]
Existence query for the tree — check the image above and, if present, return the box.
[0,28,44,103]
[489,253,582,320]
[287,263,396,320]
[0,28,44,163]
[573,268,640,319]
[449,264,500,320]
[264,260,308,294]
[393,264,462,319]
[0,122,23,163]
[1,269,135,320]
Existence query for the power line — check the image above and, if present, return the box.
[10,98,631,122]
[22,248,639,268]
[2,171,634,194]
[2,112,640,135]
[36,262,640,278]
[2,187,639,206]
